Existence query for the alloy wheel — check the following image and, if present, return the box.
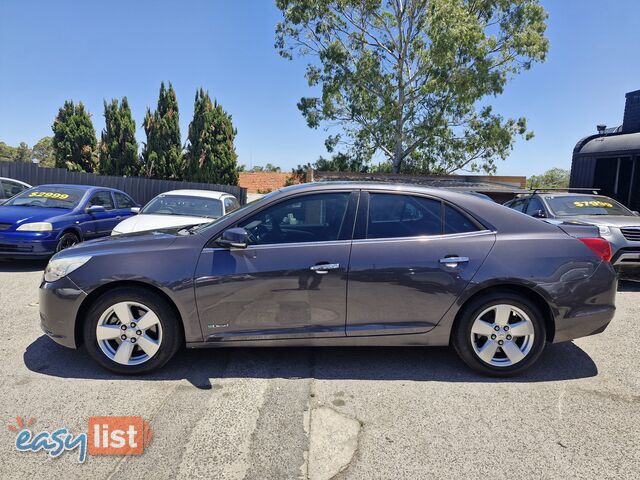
[470,304,535,367]
[95,301,163,366]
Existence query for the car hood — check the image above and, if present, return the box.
[54,229,182,259]
[114,213,213,233]
[0,206,71,225]
[559,215,640,228]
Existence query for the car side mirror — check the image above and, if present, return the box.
[131,207,140,214]
[217,227,250,249]
[532,209,547,218]
[86,205,106,214]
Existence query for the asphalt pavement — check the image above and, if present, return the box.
[0,259,638,479]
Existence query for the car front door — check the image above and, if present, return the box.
[84,191,117,237]
[194,191,358,341]
[346,191,496,336]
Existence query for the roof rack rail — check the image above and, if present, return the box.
[531,187,600,195]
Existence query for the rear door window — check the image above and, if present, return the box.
[366,194,441,239]
[444,205,480,234]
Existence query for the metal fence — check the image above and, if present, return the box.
[0,161,247,205]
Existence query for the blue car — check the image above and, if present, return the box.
[0,184,138,258]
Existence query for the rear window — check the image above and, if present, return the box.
[5,186,85,209]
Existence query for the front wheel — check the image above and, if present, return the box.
[83,287,183,374]
[452,291,547,377]
[56,232,80,252]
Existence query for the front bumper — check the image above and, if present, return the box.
[39,275,87,348]
[0,231,59,258]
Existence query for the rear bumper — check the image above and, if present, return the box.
[39,276,87,348]
[0,231,58,258]
[551,261,617,343]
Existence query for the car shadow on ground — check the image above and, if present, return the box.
[23,335,598,389]
[0,259,48,273]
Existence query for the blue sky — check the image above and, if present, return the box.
[1,0,639,176]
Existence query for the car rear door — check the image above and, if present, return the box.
[346,191,496,336]
[194,190,358,341]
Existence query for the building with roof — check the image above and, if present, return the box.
[571,89,640,211]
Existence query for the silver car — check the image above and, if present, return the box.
[504,192,640,277]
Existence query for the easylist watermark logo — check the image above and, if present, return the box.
[8,416,152,463]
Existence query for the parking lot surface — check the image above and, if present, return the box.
[1,260,639,479]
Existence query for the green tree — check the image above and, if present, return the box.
[32,137,56,167]
[276,0,549,174]
[52,101,97,172]
[141,82,183,179]
[99,97,139,176]
[0,142,17,161]
[527,168,570,189]
[14,142,32,162]
[184,88,239,185]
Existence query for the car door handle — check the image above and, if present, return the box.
[439,256,469,267]
[310,263,340,274]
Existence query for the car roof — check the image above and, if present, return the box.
[0,177,31,186]
[159,189,234,200]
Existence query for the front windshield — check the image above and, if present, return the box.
[545,195,633,216]
[4,186,85,209]
[141,195,223,218]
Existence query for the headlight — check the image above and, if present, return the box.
[44,256,92,283]
[598,226,612,236]
[16,222,53,232]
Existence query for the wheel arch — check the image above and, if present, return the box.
[74,280,185,347]
[452,284,555,343]
[58,226,83,241]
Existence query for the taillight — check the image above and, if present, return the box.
[579,237,612,262]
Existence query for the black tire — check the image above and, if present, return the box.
[56,231,80,252]
[83,286,183,374]
[452,291,547,377]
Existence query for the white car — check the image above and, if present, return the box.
[111,189,240,235]
[0,177,31,203]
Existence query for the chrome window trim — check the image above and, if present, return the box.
[351,229,495,245]
[202,239,353,253]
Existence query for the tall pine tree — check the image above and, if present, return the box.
[184,89,238,185]
[52,101,97,172]
[141,82,183,179]
[99,97,139,176]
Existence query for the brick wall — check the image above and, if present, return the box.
[238,172,296,193]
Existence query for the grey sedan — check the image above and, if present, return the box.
[39,182,617,376]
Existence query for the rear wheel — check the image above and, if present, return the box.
[83,287,183,374]
[452,291,547,376]
[56,231,80,252]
